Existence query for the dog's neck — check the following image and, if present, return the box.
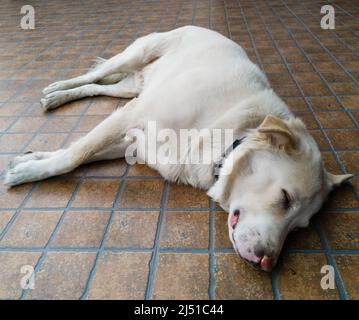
[213,136,246,181]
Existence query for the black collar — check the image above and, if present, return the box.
[213,136,246,181]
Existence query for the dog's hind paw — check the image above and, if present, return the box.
[7,152,48,171]
[42,81,65,95]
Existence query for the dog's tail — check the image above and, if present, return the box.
[89,57,128,85]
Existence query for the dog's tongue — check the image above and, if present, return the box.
[230,214,239,228]
[260,256,272,271]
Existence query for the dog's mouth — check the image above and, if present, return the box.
[229,209,240,229]
[242,255,274,272]
[229,209,275,272]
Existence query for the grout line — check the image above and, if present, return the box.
[271,270,281,300]
[208,199,216,300]
[79,165,130,300]
[143,2,184,301]
[20,179,83,299]
[223,0,232,39]
[236,0,264,70]
[314,220,349,300]
[144,180,169,299]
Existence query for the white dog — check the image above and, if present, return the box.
[4,26,352,271]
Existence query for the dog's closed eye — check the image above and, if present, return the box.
[281,189,292,210]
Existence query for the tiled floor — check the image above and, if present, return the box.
[0,0,358,300]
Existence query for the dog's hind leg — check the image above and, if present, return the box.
[4,100,138,186]
[42,31,171,95]
[41,73,142,110]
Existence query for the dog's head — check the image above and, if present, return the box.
[208,115,352,271]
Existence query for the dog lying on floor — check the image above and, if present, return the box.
[4,26,352,271]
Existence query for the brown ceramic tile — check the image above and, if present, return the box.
[0,103,31,116]
[105,211,158,248]
[0,211,62,247]
[161,211,209,248]
[84,159,127,177]
[27,252,96,299]
[167,183,209,208]
[0,133,33,152]
[215,253,273,299]
[86,97,120,115]
[293,72,321,84]
[72,179,120,208]
[284,223,322,250]
[9,117,47,133]
[294,112,318,129]
[321,152,341,174]
[0,211,14,234]
[25,133,67,152]
[334,255,359,299]
[283,97,308,112]
[0,117,16,131]
[277,253,339,299]
[52,98,91,116]
[52,211,110,247]
[324,182,358,209]
[76,115,107,132]
[128,164,160,177]
[331,82,359,95]
[214,211,232,249]
[339,95,359,110]
[41,116,79,132]
[308,97,341,111]
[0,252,41,299]
[153,253,209,299]
[315,112,355,129]
[309,130,330,151]
[25,180,78,208]
[321,211,359,250]
[0,183,33,208]
[274,84,301,97]
[119,180,164,208]
[288,63,314,73]
[337,151,359,174]
[263,64,287,73]
[352,111,359,123]
[327,130,359,150]
[88,252,151,299]
[300,82,331,96]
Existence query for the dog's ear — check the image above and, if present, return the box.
[325,170,353,190]
[257,115,295,150]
